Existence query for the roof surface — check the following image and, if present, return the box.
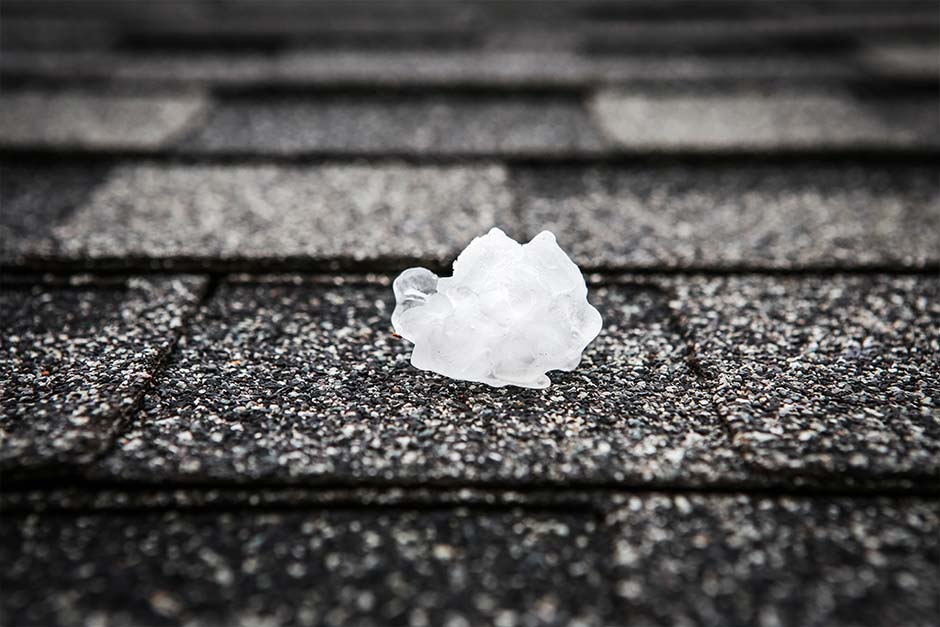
[1,2,938,626]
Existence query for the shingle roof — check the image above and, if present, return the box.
[2,2,938,626]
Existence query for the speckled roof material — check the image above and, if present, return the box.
[1,2,938,626]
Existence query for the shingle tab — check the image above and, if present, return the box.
[0,51,276,85]
[1,50,862,88]
[2,495,935,627]
[0,18,115,52]
[277,50,596,87]
[51,163,516,267]
[1,508,609,626]
[861,43,940,80]
[0,91,209,150]
[184,95,607,156]
[675,275,940,479]
[516,164,940,270]
[89,280,733,486]
[607,495,939,626]
[580,12,938,55]
[0,163,109,263]
[0,276,206,475]
[591,90,939,151]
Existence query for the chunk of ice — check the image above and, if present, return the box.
[392,227,602,389]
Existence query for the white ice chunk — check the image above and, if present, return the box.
[392,227,602,389]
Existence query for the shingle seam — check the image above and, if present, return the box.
[27,274,219,480]
[2,482,937,518]
[0,495,603,518]
[660,280,741,456]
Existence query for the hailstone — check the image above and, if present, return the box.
[392,227,602,389]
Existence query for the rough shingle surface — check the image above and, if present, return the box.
[0,275,206,474]
[516,164,940,270]
[184,95,607,156]
[0,91,208,149]
[590,90,940,151]
[2,495,935,627]
[1,508,609,627]
[51,164,516,266]
[2,1,937,624]
[607,495,940,627]
[89,280,734,486]
[675,275,940,479]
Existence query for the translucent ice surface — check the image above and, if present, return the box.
[392,227,602,389]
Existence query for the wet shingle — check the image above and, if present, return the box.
[51,163,515,267]
[0,91,209,150]
[184,95,607,156]
[516,164,940,270]
[90,280,733,486]
[1,508,608,626]
[607,494,939,627]
[590,90,939,151]
[675,275,940,479]
[0,275,206,475]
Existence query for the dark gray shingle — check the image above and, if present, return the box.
[0,163,109,263]
[184,95,607,156]
[0,91,209,150]
[675,275,940,480]
[1,508,609,626]
[607,494,939,626]
[516,164,940,270]
[0,275,206,475]
[49,163,516,267]
[89,280,733,486]
[591,90,940,151]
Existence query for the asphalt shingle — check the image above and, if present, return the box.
[516,163,940,271]
[1,1,937,622]
[1,508,608,626]
[1,49,866,91]
[2,495,935,627]
[0,91,209,150]
[89,279,733,487]
[860,43,940,81]
[0,17,116,52]
[49,163,515,268]
[0,163,109,264]
[590,90,940,151]
[0,275,206,475]
[276,50,596,87]
[607,494,939,627]
[0,51,277,86]
[675,275,940,480]
[580,12,937,55]
[183,95,607,156]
